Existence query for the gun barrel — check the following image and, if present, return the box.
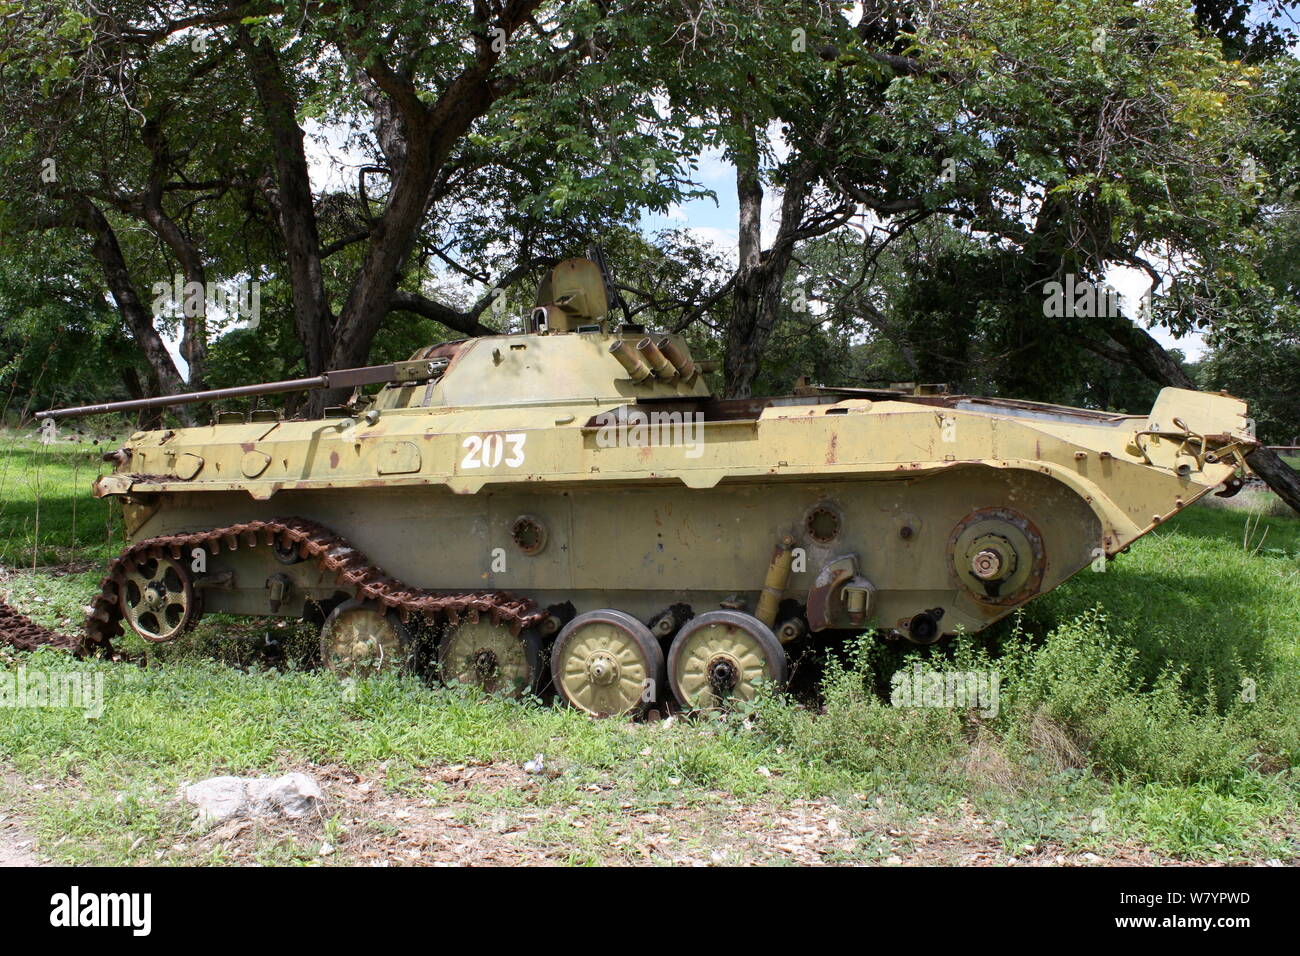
[35,360,443,420]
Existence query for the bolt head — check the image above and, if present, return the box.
[971,548,1003,580]
[587,653,617,686]
[144,582,167,610]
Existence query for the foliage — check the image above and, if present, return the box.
[3,0,1295,417]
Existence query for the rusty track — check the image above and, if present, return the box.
[84,517,547,646]
[0,600,84,655]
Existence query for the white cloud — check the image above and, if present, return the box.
[685,226,740,262]
[691,145,733,186]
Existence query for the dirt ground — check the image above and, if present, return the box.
[170,763,1232,866]
[0,760,1274,867]
[0,818,42,866]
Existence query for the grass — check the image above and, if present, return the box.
[1,430,1298,865]
[0,433,121,569]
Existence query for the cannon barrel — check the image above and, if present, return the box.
[35,359,446,420]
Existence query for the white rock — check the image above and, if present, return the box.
[184,773,324,828]
[184,776,249,827]
[245,773,325,819]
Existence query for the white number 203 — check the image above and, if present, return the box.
[461,433,526,469]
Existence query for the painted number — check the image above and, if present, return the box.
[462,433,526,469]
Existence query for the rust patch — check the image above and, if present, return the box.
[826,433,839,464]
[0,601,85,655]
[330,451,340,469]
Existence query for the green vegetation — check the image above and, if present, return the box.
[0,431,1296,864]
[3,0,1300,442]
[0,434,121,569]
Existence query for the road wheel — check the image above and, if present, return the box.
[320,598,412,677]
[668,610,786,709]
[438,618,542,698]
[550,609,663,717]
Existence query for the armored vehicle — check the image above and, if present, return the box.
[38,258,1259,715]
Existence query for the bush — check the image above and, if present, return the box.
[759,609,1296,792]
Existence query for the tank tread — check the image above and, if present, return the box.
[84,518,547,647]
[0,600,85,656]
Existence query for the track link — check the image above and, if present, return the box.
[0,601,84,655]
[85,518,547,646]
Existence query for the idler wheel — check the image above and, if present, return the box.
[667,610,787,710]
[319,598,413,677]
[550,610,664,717]
[438,618,542,698]
[119,555,200,642]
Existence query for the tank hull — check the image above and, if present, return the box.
[81,331,1257,682]
[38,264,1262,711]
[119,465,1101,636]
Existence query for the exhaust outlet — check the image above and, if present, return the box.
[656,338,696,381]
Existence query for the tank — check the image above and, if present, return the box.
[36,257,1260,716]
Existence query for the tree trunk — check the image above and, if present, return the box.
[726,267,792,398]
[143,207,208,390]
[321,82,495,406]
[1106,317,1300,515]
[1103,317,1196,390]
[724,137,766,398]
[236,8,543,408]
[1244,446,1300,514]
[722,121,814,398]
[140,119,208,390]
[238,27,333,404]
[118,366,163,429]
[76,197,192,424]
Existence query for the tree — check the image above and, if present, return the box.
[1,1,709,412]
[649,0,1300,510]
[1192,0,1299,62]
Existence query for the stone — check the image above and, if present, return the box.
[184,773,324,828]
[245,773,325,819]
[184,776,248,827]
